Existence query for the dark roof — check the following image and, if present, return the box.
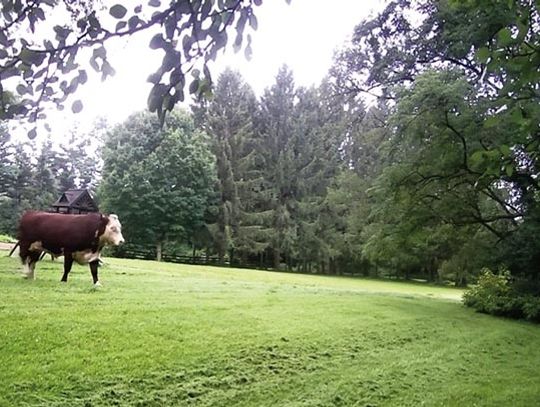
[52,189,98,212]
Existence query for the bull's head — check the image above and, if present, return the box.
[100,214,125,246]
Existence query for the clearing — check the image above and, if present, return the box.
[1,252,539,406]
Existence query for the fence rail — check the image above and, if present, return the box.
[112,247,270,270]
[113,247,230,266]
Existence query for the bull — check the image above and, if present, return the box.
[17,211,125,286]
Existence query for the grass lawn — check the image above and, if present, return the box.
[1,250,539,406]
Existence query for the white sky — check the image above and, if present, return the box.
[24,0,384,143]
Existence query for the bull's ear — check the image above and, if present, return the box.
[109,214,118,220]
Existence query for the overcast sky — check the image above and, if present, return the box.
[28,0,384,143]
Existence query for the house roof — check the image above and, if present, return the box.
[52,189,99,212]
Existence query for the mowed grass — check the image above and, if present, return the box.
[1,251,539,407]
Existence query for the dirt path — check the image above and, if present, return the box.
[0,242,16,254]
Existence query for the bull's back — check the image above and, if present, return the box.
[19,211,101,251]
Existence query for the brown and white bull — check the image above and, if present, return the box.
[17,211,125,286]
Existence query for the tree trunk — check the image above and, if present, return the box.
[156,241,163,262]
[273,248,280,270]
[229,248,234,267]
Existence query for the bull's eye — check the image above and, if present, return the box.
[111,226,118,233]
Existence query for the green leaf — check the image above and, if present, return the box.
[244,34,252,60]
[497,27,513,47]
[510,108,522,124]
[101,61,116,81]
[469,150,485,166]
[505,164,514,177]
[248,13,258,30]
[189,78,200,94]
[244,42,252,60]
[475,47,490,64]
[128,15,141,30]
[483,115,498,128]
[182,35,193,54]
[71,100,83,113]
[499,144,511,157]
[116,21,127,32]
[16,84,27,95]
[147,72,161,84]
[165,15,176,39]
[109,4,128,19]
[78,69,88,84]
[150,34,165,49]
[19,49,46,66]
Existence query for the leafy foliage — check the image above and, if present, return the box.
[463,269,540,322]
[0,123,103,234]
[99,109,217,258]
[330,0,540,291]
[0,0,278,135]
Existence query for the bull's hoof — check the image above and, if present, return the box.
[93,281,102,288]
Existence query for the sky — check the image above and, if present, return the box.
[27,0,384,143]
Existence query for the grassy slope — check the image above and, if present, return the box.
[0,252,539,406]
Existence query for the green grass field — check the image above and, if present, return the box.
[1,251,539,406]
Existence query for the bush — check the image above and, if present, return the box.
[0,234,16,243]
[463,268,540,322]
[522,296,540,322]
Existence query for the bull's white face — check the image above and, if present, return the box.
[100,214,125,246]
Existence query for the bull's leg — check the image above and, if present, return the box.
[61,253,74,282]
[22,257,33,279]
[19,241,30,278]
[25,251,41,280]
[89,260,101,286]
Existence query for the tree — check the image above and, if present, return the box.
[257,65,299,269]
[0,0,289,135]
[320,103,389,276]
[0,123,13,196]
[55,129,102,195]
[99,110,217,261]
[0,123,15,233]
[0,140,35,234]
[193,68,259,264]
[360,69,511,282]
[332,0,540,282]
[32,137,59,210]
[291,84,346,273]
[335,0,539,216]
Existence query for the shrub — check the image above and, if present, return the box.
[0,234,16,243]
[463,268,540,322]
[522,296,540,322]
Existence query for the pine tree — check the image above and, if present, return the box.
[194,68,259,264]
[258,65,299,269]
[32,138,59,210]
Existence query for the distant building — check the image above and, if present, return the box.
[51,189,98,214]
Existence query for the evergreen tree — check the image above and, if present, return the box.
[0,124,15,234]
[258,65,299,269]
[32,138,59,210]
[194,68,259,264]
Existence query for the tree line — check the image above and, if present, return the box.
[0,123,102,233]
